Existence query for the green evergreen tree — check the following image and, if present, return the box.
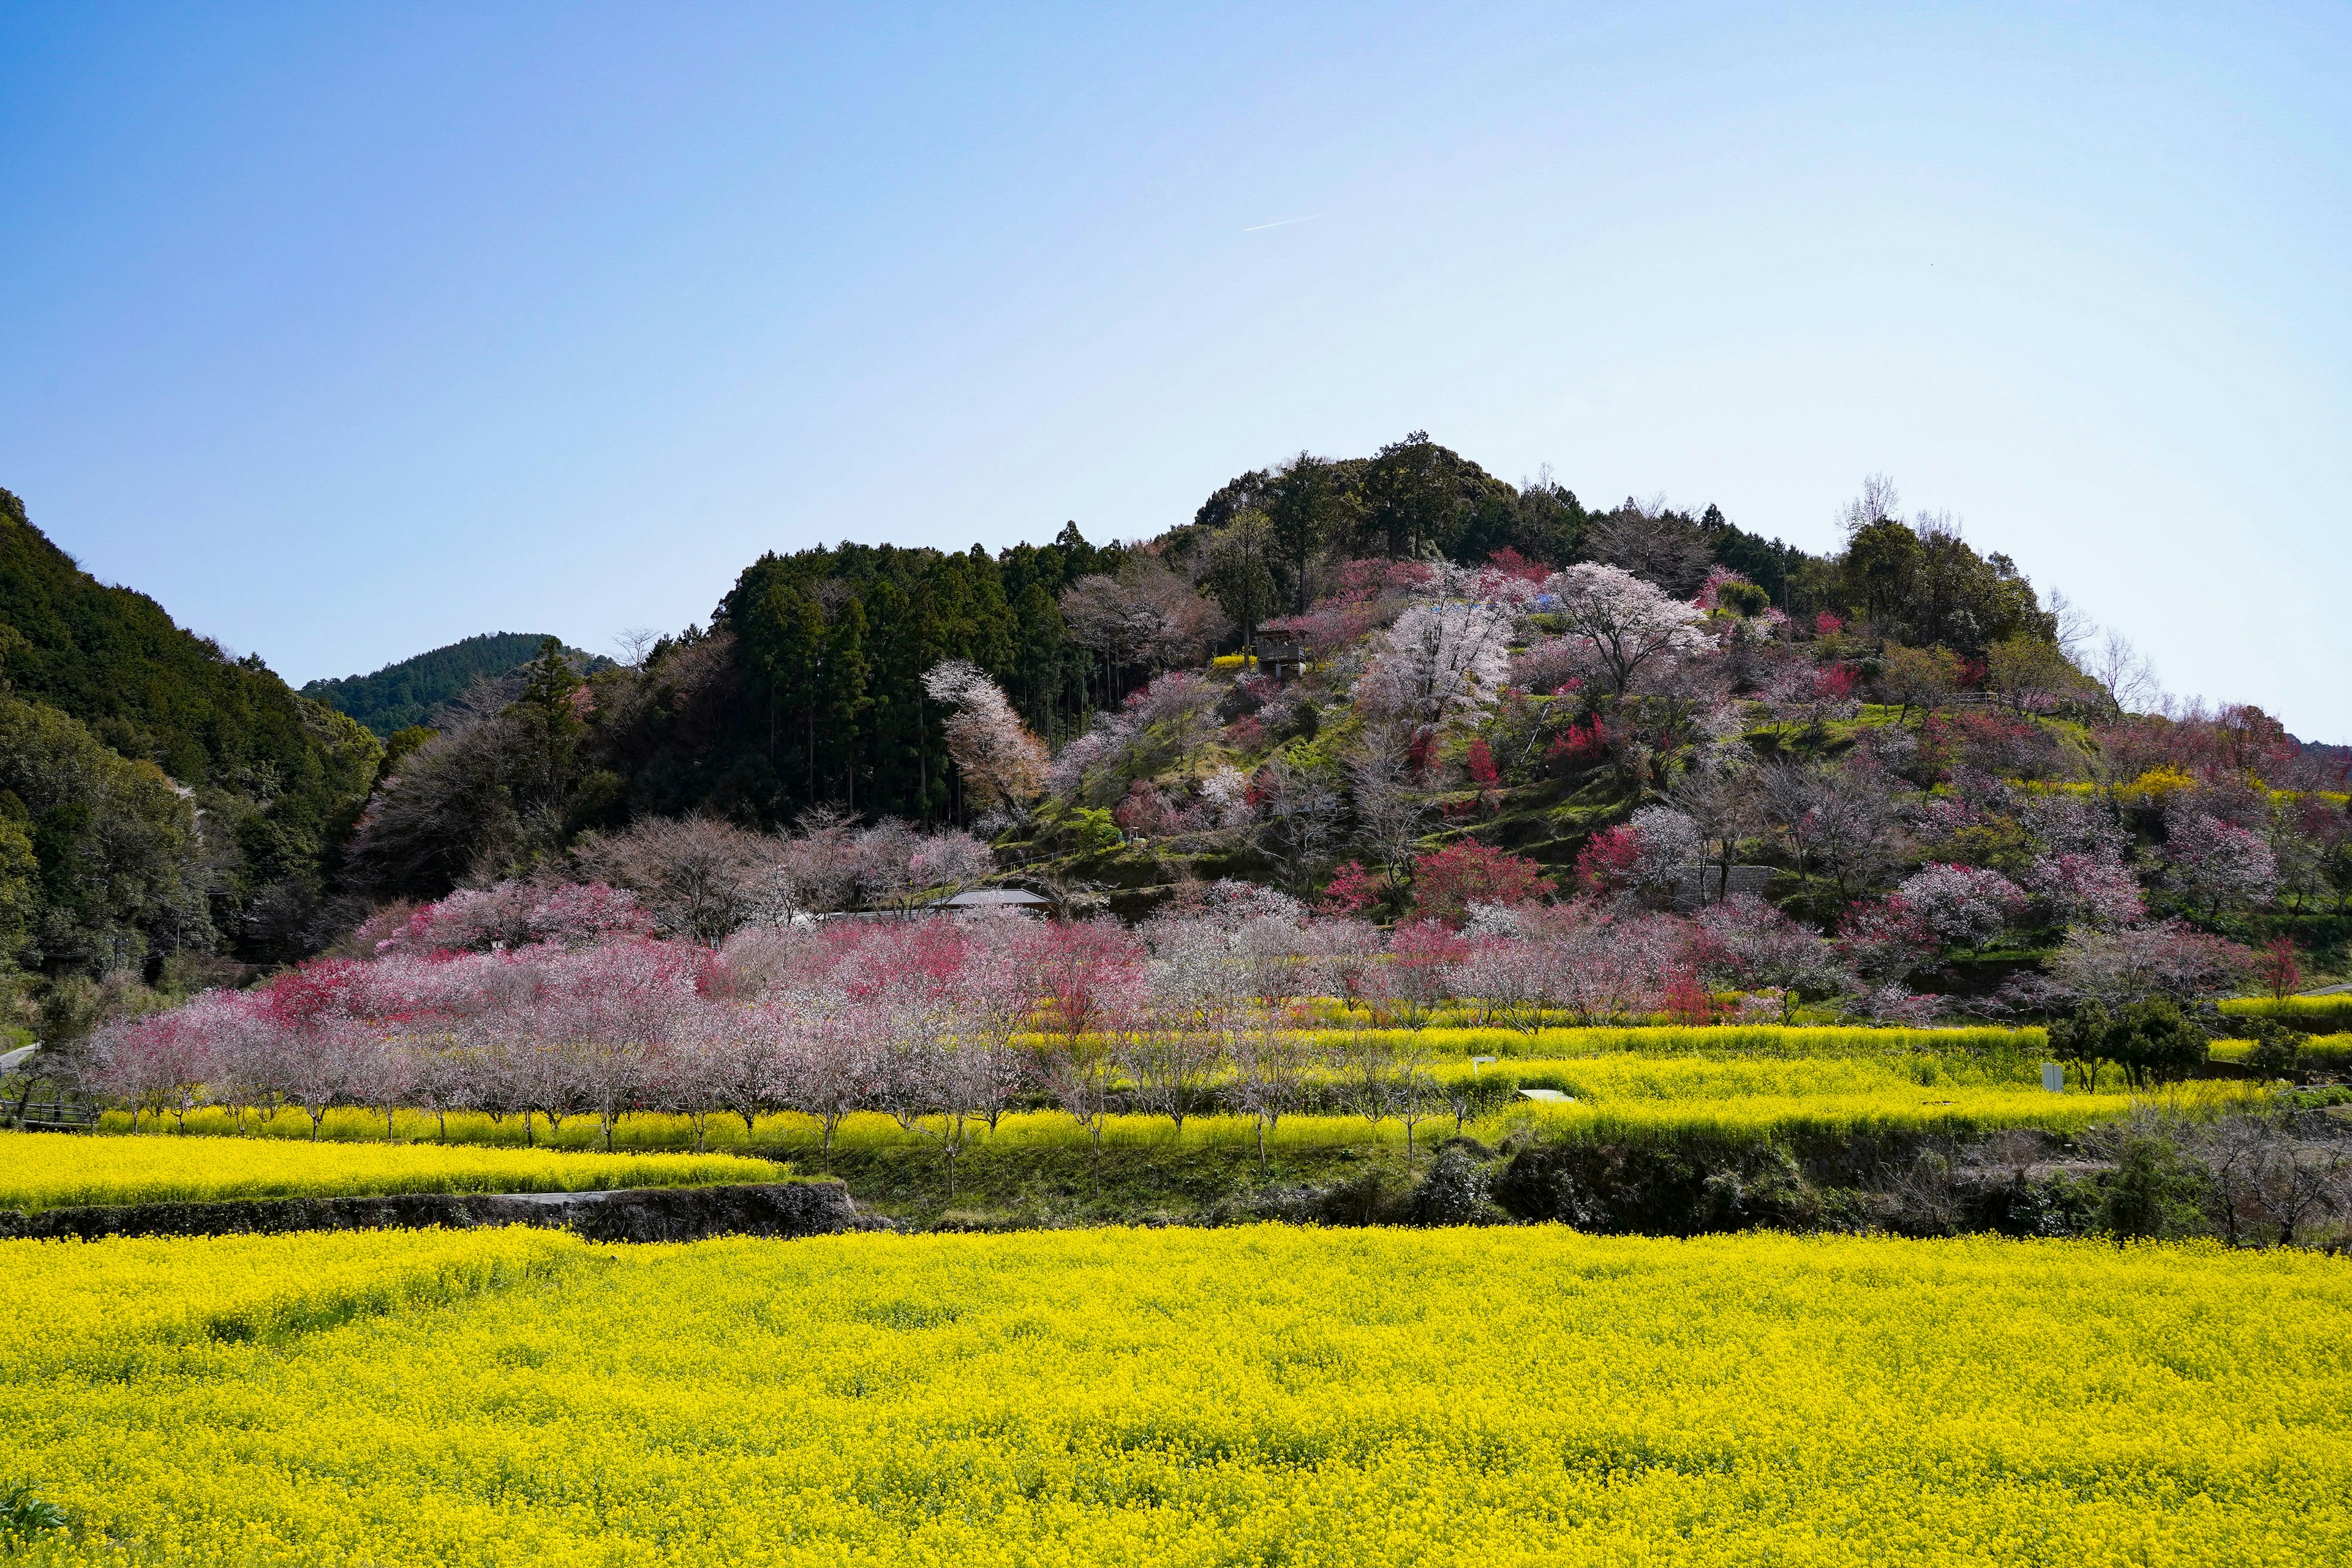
[1012,582,1065,734]
[1267,453,1348,612]
[738,581,826,797]
[865,579,945,821]
[963,545,1020,684]
[823,595,870,810]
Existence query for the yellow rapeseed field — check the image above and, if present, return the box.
[1423,1054,2177,1138]
[1369,1022,2046,1059]
[6,1225,2348,1565]
[2219,995,2352,1029]
[0,1130,779,1213]
[2209,1033,2352,1067]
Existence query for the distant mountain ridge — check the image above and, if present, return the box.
[304,632,603,737]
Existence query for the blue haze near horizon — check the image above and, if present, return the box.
[2,4,2346,736]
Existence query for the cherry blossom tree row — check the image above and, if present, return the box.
[87,869,2256,1156]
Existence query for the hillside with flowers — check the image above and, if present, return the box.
[6,440,2343,1041]
[11,442,2352,1243]
[987,538,2346,1021]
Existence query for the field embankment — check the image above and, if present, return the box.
[0,1131,778,1214]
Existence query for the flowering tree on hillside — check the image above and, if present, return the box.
[1837,898,1939,984]
[1521,901,1680,1021]
[538,938,705,1151]
[1571,809,1705,902]
[2026,853,2146,929]
[1024,918,1148,1194]
[1057,560,1231,702]
[851,920,989,1196]
[2162,812,2279,918]
[1759,760,1909,903]
[1368,921,1471,1027]
[1225,1000,1314,1169]
[2044,920,2252,1005]
[1892,864,2029,954]
[1686,895,1849,1017]
[1351,600,1515,729]
[572,818,781,942]
[1542,562,1709,696]
[91,1005,216,1134]
[1408,842,1556,928]
[368,880,652,956]
[954,914,1047,1132]
[1452,932,1558,1033]
[2256,937,2302,1001]
[923,659,1049,819]
[1572,824,1644,897]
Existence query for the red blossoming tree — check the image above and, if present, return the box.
[1408,842,1557,928]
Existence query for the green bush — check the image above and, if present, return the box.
[2245,1023,2302,1079]
[2100,1127,2211,1241]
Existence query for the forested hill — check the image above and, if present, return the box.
[303,631,599,737]
[0,488,380,976]
[15,435,2339,1005]
[339,433,2093,905]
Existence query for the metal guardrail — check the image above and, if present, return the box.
[4,1098,99,1133]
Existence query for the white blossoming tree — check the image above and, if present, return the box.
[921,660,1049,818]
[1351,599,1515,728]
[1542,562,1709,696]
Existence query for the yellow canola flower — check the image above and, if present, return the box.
[2209,1033,2352,1065]
[0,1129,778,1213]
[2219,994,2352,1029]
[1358,1023,2048,1058]
[0,1227,588,1382]
[6,1226,2349,1566]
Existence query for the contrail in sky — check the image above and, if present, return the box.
[1241,214,1321,232]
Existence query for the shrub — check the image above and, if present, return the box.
[2244,1023,2302,1079]
[1544,717,1610,774]
[2099,1120,2211,1240]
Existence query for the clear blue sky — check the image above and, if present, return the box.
[3,4,2346,737]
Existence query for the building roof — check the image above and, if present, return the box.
[930,888,1053,908]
